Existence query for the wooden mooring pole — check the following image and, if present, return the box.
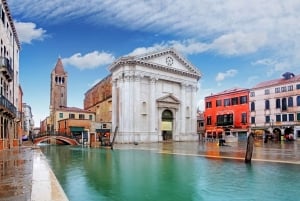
[245,132,254,164]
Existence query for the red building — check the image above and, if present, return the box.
[204,88,250,142]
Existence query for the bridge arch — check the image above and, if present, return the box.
[34,136,80,145]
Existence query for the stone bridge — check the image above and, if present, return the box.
[33,134,80,145]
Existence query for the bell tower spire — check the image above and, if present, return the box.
[50,58,68,111]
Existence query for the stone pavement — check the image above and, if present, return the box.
[114,140,300,164]
[0,140,299,201]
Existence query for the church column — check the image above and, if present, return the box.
[123,74,130,133]
[129,74,134,135]
[180,83,187,134]
[191,85,197,133]
[134,74,141,134]
[111,79,118,131]
[149,77,157,133]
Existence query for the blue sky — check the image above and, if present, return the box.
[7,0,300,127]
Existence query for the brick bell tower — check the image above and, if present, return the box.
[49,58,68,121]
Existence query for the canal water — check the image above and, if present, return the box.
[40,145,299,201]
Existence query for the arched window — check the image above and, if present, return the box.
[288,97,293,107]
[297,96,300,106]
[251,102,255,111]
[276,99,281,108]
[282,98,287,111]
[265,100,270,110]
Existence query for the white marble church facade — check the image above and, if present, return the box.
[109,48,202,143]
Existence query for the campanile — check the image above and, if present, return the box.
[50,58,68,111]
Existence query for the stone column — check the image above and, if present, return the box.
[111,79,118,131]
[123,74,130,134]
[180,83,187,134]
[191,85,197,133]
[149,77,157,134]
[134,75,141,134]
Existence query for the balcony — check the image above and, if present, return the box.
[216,122,233,127]
[0,95,16,118]
[0,57,13,82]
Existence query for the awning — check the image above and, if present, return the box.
[70,127,84,132]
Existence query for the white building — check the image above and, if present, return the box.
[0,0,20,149]
[22,103,34,136]
[109,48,202,143]
[249,72,300,140]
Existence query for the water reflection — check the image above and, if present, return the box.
[41,145,300,201]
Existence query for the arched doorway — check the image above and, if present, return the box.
[273,128,281,141]
[161,109,173,141]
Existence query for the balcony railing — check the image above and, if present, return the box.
[0,95,16,117]
[0,57,13,82]
[216,122,233,126]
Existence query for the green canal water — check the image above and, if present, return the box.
[40,145,300,201]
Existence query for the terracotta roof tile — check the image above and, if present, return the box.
[252,73,300,89]
[53,58,65,74]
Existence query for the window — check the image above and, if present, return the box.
[89,115,93,120]
[282,98,287,111]
[241,113,247,124]
[265,100,270,110]
[231,97,238,105]
[288,114,294,121]
[288,85,293,91]
[216,99,222,107]
[296,84,300,90]
[264,89,270,95]
[206,116,212,125]
[282,114,287,122]
[240,96,248,104]
[276,114,281,122]
[275,87,280,93]
[288,97,293,107]
[79,114,85,119]
[69,113,75,119]
[250,91,255,97]
[251,117,255,124]
[265,115,270,123]
[297,113,300,121]
[206,101,212,108]
[251,102,255,111]
[297,96,300,106]
[59,113,63,118]
[223,114,233,125]
[276,99,281,108]
[281,86,287,92]
[224,98,231,106]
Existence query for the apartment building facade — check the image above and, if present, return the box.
[204,88,250,142]
[249,72,300,140]
[0,0,20,150]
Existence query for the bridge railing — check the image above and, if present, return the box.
[34,133,77,140]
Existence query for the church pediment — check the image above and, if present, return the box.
[109,48,202,80]
[156,94,180,108]
[136,48,201,78]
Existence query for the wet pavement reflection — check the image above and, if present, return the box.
[0,147,33,201]
[0,140,299,201]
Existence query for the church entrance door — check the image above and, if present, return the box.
[161,109,173,141]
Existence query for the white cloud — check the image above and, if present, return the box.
[216,69,238,82]
[14,21,46,44]
[62,51,115,70]
[9,0,300,70]
[210,32,267,56]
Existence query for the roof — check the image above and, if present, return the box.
[52,58,66,74]
[56,106,94,114]
[3,0,20,48]
[252,72,300,89]
[207,87,249,98]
